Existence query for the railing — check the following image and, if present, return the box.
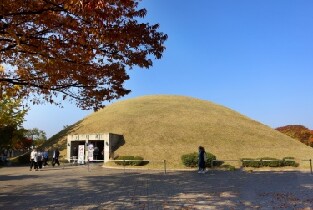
[63,158,167,174]
[211,159,313,175]
[301,159,312,175]
[66,157,104,165]
[62,157,312,175]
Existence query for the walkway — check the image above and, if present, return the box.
[0,165,312,209]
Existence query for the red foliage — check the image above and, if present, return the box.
[12,137,32,150]
[0,0,168,110]
[276,125,312,146]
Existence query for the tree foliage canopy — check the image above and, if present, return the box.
[0,68,28,147]
[276,125,312,145]
[0,65,27,128]
[0,0,167,110]
[26,128,47,141]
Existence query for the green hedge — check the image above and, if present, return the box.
[114,156,146,166]
[261,157,283,167]
[282,157,299,167]
[181,152,218,168]
[241,157,298,168]
[241,158,262,168]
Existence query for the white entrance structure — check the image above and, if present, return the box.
[67,133,123,163]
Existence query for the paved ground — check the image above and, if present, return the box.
[0,164,313,209]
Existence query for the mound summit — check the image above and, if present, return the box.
[50,95,313,168]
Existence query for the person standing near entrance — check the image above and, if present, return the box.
[93,146,99,160]
[52,148,60,167]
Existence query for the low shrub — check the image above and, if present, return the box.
[228,165,236,171]
[241,158,261,168]
[114,156,146,166]
[133,156,145,166]
[260,157,283,167]
[181,152,217,168]
[283,156,295,160]
[181,152,198,167]
[282,157,298,167]
[205,152,218,167]
[241,157,299,168]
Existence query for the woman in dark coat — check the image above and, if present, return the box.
[52,148,60,167]
[198,146,206,173]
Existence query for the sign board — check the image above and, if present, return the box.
[78,145,84,164]
[88,144,94,161]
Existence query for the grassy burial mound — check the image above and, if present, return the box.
[49,95,313,169]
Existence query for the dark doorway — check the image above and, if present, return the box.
[88,140,104,161]
[70,141,85,158]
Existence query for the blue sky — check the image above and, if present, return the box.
[23,0,313,137]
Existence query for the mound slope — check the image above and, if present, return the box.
[50,95,313,168]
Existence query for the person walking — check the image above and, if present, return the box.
[43,149,49,167]
[2,148,8,163]
[37,150,43,170]
[30,149,38,171]
[198,146,206,173]
[52,148,60,167]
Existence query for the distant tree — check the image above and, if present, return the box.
[0,126,33,150]
[0,0,168,110]
[276,125,312,146]
[26,128,47,147]
[309,131,313,147]
[63,125,70,129]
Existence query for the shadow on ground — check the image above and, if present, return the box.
[0,166,312,209]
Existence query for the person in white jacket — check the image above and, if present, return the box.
[29,149,38,171]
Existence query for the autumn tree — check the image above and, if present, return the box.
[0,0,167,110]
[11,128,33,150]
[309,131,313,147]
[1,65,27,122]
[0,66,28,148]
[0,97,28,148]
[276,125,312,146]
